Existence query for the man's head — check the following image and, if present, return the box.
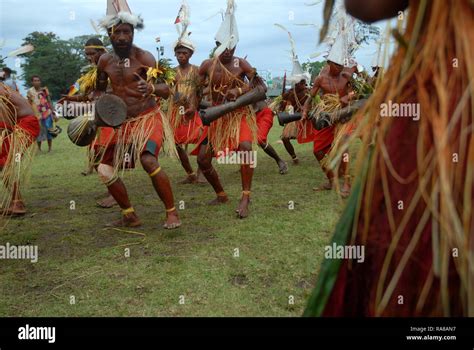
[2,67,12,79]
[295,79,307,92]
[174,45,194,66]
[108,23,134,59]
[85,38,107,65]
[328,60,344,76]
[31,75,41,89]
[216,41,236,64]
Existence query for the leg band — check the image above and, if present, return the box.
[122,207,135,216]
[149,167,162,178]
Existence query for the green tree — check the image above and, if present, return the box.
[302,60,326,82]
[20,32,105,100]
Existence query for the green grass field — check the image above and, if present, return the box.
[0,119,346,317]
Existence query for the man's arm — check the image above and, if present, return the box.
[225,58,265,101]
[26,89,40,118]
[139,51,170,99]
[95,54,109,96]
[197,59,211,102]
[303,77,321,118]
[241,59,266,91]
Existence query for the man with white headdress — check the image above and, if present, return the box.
[276,25,312,165]
[168,1,206,184]
[303,35,354,197]
[194,0,265,219]
[94,0,181,229]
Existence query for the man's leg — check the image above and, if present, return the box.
[259,142,288,174]
[236,141,253,219]
[313,146,335,191]
[176,144,197,184]
[140,152,181,229]
[195,166,207,184]
[339,149,351,198]
[197,141,228,205]
[3,181,27,216]
[282,137,299,164]
[97,163,141,227]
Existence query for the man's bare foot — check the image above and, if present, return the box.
[106,212,142,228]
[3,200,27,216]
[196,171,208,184]
[235,195,250,219]
[208,195,229,205]
[278,160,288,175]
[292,157,300,165]
[81,169,94,176]
[179,174,198,184]
[163,210,181,230]
[96,195,117,208]
[313,181,334,192]
[340,183,351,198]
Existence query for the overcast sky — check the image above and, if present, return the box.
[0,0,386,91]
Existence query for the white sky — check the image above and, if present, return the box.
[0,0,389,92]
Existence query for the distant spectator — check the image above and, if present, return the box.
[27,75,55,152]
[1,67,19,92]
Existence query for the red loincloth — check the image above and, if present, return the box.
[0,115,40,167]
[171,110,203,145]
[297,119,316,144]
[94,127,115,148]
[191,107,254,156]
[101,106,164,167]
[312,126,335,154]
[256,107,274,144]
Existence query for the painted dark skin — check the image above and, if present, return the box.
[173,45,205,184]
[197,44,265,218]
[254,99,288,174]
[303,61,353,196]
[95,23,180,228]
[0,83,36,215]
[280,79,309,164]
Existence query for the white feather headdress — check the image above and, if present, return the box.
[173,1,196,52]
[214,0,239,57]
[99,0,144,31]
[275,24,311,85]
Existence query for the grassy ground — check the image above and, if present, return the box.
[0,118,347,317]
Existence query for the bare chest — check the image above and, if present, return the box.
[320,75,349,96]
[105,56,146,86]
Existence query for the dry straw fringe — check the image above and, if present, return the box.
[68,115,94,145]
[112,107,177,178]
[207,58,257,152]
[167,66,200,132]
[0,126,37,221]
[77,66,98,95]
[329,0,474,316]
[311,94,341,170]
[1,92,36,221]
